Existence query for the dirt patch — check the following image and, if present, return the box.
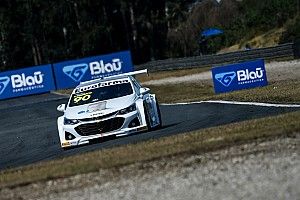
[1,135,298,200]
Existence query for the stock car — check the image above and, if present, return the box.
[56,69,162,149]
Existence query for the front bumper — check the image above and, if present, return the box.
[60,111,147,148]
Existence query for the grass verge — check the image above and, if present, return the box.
[136,66,211,82]
[54,67,212,96]
[56,79,300,105]
[1,110,300,189]
[148,79,300,104]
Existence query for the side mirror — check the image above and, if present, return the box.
[139,87,150,95]
[57,104,66,112]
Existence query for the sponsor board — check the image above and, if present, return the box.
[0,65,55,100]
[53,51,133,89]
[212,59,268,93]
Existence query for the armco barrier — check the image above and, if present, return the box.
[53,51,133,89]
[136,43,294,71]
[0,64,56,100]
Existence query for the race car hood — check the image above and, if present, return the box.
[64,94,136,119]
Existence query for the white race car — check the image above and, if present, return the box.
[56,69,161,149]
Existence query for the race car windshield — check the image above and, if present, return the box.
[69,82,133,107]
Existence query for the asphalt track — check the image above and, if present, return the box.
[0,93,300,170]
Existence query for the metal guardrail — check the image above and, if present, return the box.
[136,43,294,71]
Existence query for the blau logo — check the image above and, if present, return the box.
[90,59,122,75]
[11,71,44,88]
[0,76,10,95]
[212,59,268,93]
[63,64,89,82]
[237,68,264,82]
[214,71,236,87]
[0,64,55,100]
[53,51,133,89]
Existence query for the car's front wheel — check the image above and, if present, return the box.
[155,100,162,129]
[143,101,152,130]
[143,99,162,131]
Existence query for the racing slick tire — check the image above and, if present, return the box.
[143,99,162,131]
[155,100,162,130]
[144,101,152,130]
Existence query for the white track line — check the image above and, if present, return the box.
[162,100,300,108]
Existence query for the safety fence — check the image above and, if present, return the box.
[135,43,295,71]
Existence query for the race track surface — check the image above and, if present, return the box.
[0,93,299,170]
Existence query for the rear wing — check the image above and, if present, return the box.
[79,69,148,85]
[110,69,148,78]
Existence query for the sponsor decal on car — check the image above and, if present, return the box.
[75,79,129,93]
[87,102,107,113]
[78,110,86,114]
[73,92,92,104]
[90,112,105,117]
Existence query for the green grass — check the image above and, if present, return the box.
[1,111,299,189]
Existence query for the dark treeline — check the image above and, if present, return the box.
[0,0,195,70]
[0,0,299,71]
[168,0,299,57]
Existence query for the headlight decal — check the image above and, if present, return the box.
[119,104,136,115]
[64,117,80,125]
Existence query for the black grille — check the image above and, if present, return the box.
[75,117,125,136]
[79,111,118,122]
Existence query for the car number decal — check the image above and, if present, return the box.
[73,92,92,104]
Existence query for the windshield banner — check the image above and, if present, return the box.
[0,64,56,100]
[53,51,134,89]
[212,59,268,93]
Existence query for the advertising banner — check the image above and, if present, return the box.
[212,59,268,93]
[53,51,134,89]
[0,65,56,100]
